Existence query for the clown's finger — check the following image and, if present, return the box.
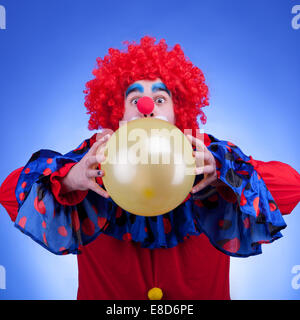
[88,181,109,198]
[86,154,106,169]
[87,139,103,155]
[192,175,218,193]
[96,142,109,158]
[95,152,106,164]
[193,151,210,161]
[186,134,207,152]
[192,151,205,168]
[95,138,110,160]
[89,134,111,156]
[86,169,105,179]
[194,164,215,175]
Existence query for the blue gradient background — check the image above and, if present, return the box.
[0,0,299,300]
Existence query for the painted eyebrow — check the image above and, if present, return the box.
[151,83,171,96]
[125,83,144,97]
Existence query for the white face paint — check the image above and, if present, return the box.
[153,115,169,122]
[124,115,169,123]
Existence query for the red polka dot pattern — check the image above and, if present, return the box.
[215,159,222,169]
[243,217,250,229]
[122,232,132,241]
[19,216,27,229]
[34,196,46,214]
[240,190,247,206]
[43,233,48,246]
[43,168,52,176]
[58,226,68,237]
[253,197,260,217]
[218,219,232,230]
[194,200,204,207]
[98,217,108,230]
[71,210,80,232]
[163,218,172,234]
[269,202,277,212]
[115,207,122,218]
[223,238,240,253]
[82,218,95,236]
[236,170,249,176]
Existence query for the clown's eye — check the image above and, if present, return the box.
[155,97,165,104]
[131,98,139,105]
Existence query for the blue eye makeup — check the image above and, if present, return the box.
[125,82,171,98]
[125,83,144,97]
[151,83,171,96]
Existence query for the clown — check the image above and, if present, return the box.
[0,36,300,300]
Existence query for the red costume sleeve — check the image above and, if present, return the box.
[0,167,24,222]
[213,159,300,215]
[248,157,300,215]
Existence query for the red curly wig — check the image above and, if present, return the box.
[84,36,209,134]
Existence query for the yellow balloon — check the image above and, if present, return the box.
[98,118,196,217]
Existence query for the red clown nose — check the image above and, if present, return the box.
[137,96,154,115]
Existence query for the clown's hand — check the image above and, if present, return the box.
[61,132,112,198]
[186,134,219,193]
